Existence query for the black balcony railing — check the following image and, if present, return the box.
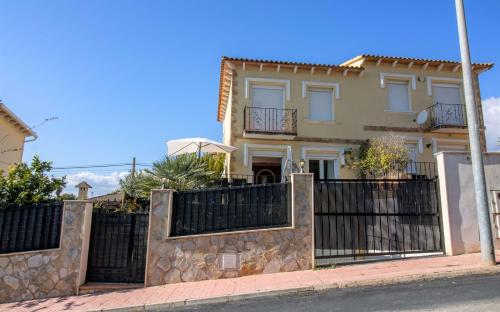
[244,106,297,135]
[428,103,467,129]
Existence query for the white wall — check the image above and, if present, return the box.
[436,152,500,255]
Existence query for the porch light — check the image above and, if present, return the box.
[299,159,305,173]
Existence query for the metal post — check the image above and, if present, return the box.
[455,0,496,265]
[131,157,136,177]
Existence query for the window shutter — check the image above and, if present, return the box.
[309,89,333,121]
[251,87,284,109]
[387,82,410,112]
[432,85,461,104]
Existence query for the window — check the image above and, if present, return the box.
[251,86,284,109]
[387,81,411,112]
[405,143,418,173]
[250,86,285,131]
[309,88,334,121]
[308,159,336,180]
[433,84,461,105]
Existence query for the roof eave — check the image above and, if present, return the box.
[0,103,37,138]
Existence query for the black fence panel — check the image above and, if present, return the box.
[0,203,63,254]
[171,183,290,236]
[314,179,442,260]
[86,209,149,283]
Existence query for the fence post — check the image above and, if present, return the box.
[144,189,175,287]
[76,201,93,292]
[291,173,315,268]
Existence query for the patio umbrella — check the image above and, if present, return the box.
[166,137,237,157]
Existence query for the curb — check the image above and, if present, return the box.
[93,267,500,312]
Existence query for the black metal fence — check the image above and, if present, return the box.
[362,162,437,180]
[86,208,149,283]
[314,179,442,260]
[428,102,467,129]
[0,202,63,254]
[244,106,297,135]
[171,182,290,236]
[208,174,288,188]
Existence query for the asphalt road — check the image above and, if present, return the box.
[168,273,500,312]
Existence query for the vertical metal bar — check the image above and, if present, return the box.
[127,214,136,283]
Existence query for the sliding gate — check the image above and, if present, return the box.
[314,179,443,262]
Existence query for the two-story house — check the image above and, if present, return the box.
[0,102,37,173]
[217,55,493,182]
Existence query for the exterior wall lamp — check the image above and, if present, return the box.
[299,159,305,173]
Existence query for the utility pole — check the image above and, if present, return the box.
[132,157,136,177]
[455,0,496,265]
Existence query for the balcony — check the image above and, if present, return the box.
[244,106,297,137]
[427,103,467,132]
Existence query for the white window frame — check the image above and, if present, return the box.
[406,136,424,154]
[301,146,344,179]
[307,158,339,180]
[302,81,340,99]
[243,143,292,167]
[245,77,291,101]
[385,80,413,113]
[426,76,462,96]
[380,72,417,90]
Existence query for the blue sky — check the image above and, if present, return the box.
[1,0,499,195]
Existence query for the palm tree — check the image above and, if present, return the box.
[120,153,225,199]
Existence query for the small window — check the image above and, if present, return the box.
[309,88,334,121]
[308,159,336,180]
[387,81,410,112]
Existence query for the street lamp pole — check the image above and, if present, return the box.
[454,0,496,265]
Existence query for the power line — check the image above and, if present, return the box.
[52,163,152,170]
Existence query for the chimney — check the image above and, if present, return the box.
[75,181,92,200]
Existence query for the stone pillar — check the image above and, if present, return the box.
[0,200,93,303]
[145,189,174,287]
[290,173,315,264]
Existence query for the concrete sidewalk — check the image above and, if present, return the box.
[3,252,500,312]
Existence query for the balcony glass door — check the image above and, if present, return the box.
[432,84,463,126]
[251,86,285,132]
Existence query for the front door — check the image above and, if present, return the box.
[252,156,282,184]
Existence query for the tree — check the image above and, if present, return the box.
[120,153,225,200]
[58,193,76,200]
[356,133,410,178]
[0,156,66,206]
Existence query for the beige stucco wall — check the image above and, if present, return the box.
[223,60,485,177]
[145,174,314,287]
[436,152,500,256]
[0,201,93,303]
[0,118,26,173]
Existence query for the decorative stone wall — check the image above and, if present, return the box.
[145,173,314,287]
[0,201,92,303]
